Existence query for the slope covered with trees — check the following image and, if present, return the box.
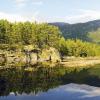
[0,20,61,49]
[49,20,100,44]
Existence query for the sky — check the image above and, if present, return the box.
[0,0,100,23]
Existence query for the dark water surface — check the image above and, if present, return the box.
[0,64,100,100]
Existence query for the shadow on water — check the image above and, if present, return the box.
[0,64,100,97]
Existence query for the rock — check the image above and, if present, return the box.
[20,53,27,63]
[0,54,6,64]
[30,53,38,65]
[39,49,50,62]
[39,47,61,62]
[49,47,61,62]
[0,46,61,66]
[6,52,26,64]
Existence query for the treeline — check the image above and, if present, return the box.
[0,20,100,57]
[0,20,61,48]
[59,38,100,57]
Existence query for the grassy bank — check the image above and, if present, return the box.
[60,57,100,67]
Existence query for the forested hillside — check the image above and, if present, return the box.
[0,20,61,48]
[0,19,100,57]
[49,20,100,43]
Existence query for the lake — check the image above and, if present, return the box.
[0,64,100,100]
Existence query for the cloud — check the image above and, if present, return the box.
[64,83,100,98]
[0,11,37,22]
[1,9,100,24]
[15,0,26,4]
[38,9,100,24]
[64,9,100,24]
[13,0,43,7]
[32,1,43,6]
[14,0,27,7]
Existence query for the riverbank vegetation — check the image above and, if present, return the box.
[59,38,100,57]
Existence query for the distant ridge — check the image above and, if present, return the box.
[49,20,100,44]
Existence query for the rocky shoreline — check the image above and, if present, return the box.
[0,45,100,68]
[0,47,61,66]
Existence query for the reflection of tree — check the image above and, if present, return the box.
[0,66,65,96]
[0,65,100,97]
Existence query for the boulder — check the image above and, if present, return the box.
[0,54,6,64]
[49,47,61,62]
[30,53,38,65]
[0,46,61,66]
[39,47,61,62]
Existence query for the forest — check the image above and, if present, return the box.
[0,19,100,57]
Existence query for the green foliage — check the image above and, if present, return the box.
[0,20,61,49]
[59,39,100,57]
[0,20,11,43]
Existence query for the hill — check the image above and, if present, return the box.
[49,20,100,43]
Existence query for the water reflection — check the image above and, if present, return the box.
[0,64,100,100]
[0,65,65,97]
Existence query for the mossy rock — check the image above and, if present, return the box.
[30,53,38,65]
[39,47,61,62]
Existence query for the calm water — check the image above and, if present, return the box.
[0,64,100,100]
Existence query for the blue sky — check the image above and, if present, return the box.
[0,0,100,23]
